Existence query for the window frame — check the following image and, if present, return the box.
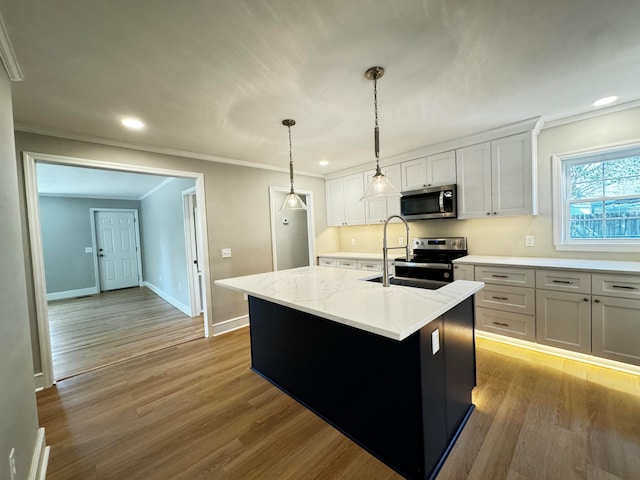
[552,142,640,252]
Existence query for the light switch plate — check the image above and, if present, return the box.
[431,329,440,355]
[85,247,93,253]
[221,248,232,258]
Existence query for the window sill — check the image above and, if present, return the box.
[555,241,640,253]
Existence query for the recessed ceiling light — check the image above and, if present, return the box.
[592,96,618,107]
[319,160,329,167]
[121,117,145,130]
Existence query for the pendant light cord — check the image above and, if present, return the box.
[287,124,295,194]
[373,72,381,174]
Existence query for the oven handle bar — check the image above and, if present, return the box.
[394,261,452,270]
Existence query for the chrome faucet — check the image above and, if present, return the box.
[382,215,410,287]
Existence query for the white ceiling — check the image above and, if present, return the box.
[2,0,640,175]
[36,163,174,199]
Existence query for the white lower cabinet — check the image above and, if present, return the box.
[535,290,592,354]
[592,294,640,366]
[461,260,640,368]
[453,264,474,281]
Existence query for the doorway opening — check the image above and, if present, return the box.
[24,152,213,388]
[269,186,316,271]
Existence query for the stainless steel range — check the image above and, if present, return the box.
[393,237,468,287]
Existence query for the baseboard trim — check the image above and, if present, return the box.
[476,330,640,376]
[34,372,45,392]
[46,286,98,301]
[143,281,191,316]
[213,315,249,336]
[28,428,49,480]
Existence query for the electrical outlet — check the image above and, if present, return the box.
[398,237,405,246]
[221,248,232,258]
[351,238,356,246]
[84,246,93,253]
[525,235,535,247]
[9,448,16,480]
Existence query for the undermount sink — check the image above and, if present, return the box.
[366,275,445,290]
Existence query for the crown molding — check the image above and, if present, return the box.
[14,123,325,178]
[0,13,23,81]
[543,99,640,129]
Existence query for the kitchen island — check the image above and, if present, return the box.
[216,266,484,480]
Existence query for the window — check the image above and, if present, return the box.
[552,143,640,251]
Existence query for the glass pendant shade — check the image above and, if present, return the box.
[280,118,307,211]
[361,168,401,200]
[361,66,401,202]
[281,191,307,210]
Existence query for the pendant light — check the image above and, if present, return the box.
[360,66,401,201]
[280,119,307,211]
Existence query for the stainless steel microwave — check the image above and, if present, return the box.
[400,184,457,220]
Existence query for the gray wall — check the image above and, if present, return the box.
[39,196,141,294]
[140,178,194,308]
[0,69,40,479]
[14,132,339,375]
[274,192,310,270]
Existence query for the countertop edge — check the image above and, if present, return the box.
[453,255,640,274]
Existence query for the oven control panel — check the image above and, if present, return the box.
[412,237,467,251]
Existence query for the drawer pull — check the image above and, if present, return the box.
[492,296,509,301]
[491,274,509,278]
[611,285,637,290]
[492,321,510,327]
[552,280,574,284]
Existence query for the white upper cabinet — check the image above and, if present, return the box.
[456,142,492,218]
[456,132,536,219]
[401,150,456,192]
[326,173,366,226]
[364,164,402,224]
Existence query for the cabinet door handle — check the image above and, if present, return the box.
[583,298,589,302]
[552,280,574,284]
[491,274,509,278]
[492,321,510,327]
[492,296,509,301]
[594,299,601,303]
[611,285,637,290]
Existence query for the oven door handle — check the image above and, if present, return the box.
[394,261,452,270]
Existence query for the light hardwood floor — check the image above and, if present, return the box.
[47,286,204,380]
[37,329,640,479]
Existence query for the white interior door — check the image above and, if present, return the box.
[95,210,140,291]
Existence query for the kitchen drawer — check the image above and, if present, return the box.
[476,307,536,342]
[318,257,339,267]
[536,269,591,294]
[357,260,383,271]
[474,265,535,287]
[475,284,535,315]
[337,259,358,269]
[592,273,640,300]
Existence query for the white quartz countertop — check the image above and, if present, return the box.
[317,252,387,260]
[453,255,640,274]
[215,266,484,341]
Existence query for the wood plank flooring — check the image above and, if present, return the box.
[37,329,640,479]
[47,287,204,380]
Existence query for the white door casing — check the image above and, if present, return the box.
[24,151,213,389]
[183,188,204,315]
[93,209,142,291]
